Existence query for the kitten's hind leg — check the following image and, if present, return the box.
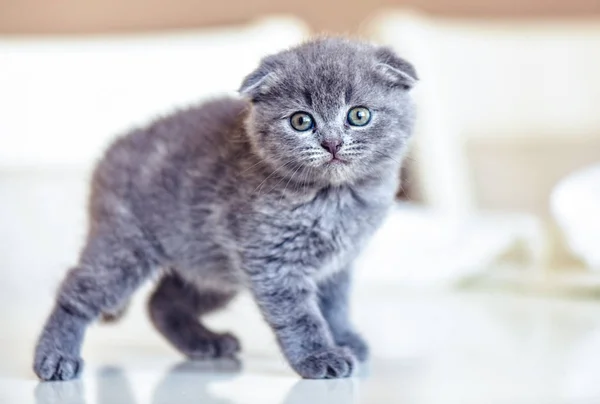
[148,273,240,360]
[33,226,160,381]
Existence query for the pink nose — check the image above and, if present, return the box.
[321,139,343,155]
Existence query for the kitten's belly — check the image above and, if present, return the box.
[176,257,245,293]
[171,230,245,292]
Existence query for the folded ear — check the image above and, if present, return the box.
[239,57,280,100]
[374,47,418,90]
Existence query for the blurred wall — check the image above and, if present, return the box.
[468,137,600,215]
[1,0,600,34]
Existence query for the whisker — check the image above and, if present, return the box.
[240,158,266,174]
[372,150,402,166]
[253,159,295,194]
[279,164,303,202]
[265,162,302,195]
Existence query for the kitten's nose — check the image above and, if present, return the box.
[321,139,343,156]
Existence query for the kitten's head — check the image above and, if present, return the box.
[240,37,417,186]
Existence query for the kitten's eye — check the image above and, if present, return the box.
[290,112,314,132]
[347,106,371,127]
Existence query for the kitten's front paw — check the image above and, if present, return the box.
[33,305,87,381]
[336,331,369,362]
[292,347,356,379]
[33,350,83,381]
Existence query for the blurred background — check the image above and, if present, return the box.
[1,0,600,402]
[1,0,599,296]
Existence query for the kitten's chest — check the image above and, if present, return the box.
[244,186,388,279]
[306,193,379,279]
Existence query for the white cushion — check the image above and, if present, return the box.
[551,164,600,269]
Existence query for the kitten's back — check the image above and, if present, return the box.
[88,97,248,225]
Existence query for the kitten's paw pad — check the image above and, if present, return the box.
[33,351,83,381]
[337,332,369,362]
[293,347,356,379]
[186,333,241,360]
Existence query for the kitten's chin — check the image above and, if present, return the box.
[320,160,359,186]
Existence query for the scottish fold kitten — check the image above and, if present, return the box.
[33,37,417,380]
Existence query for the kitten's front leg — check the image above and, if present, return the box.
[318,269,369,362]
[249,267,356,379]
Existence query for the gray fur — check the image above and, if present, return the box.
[33,37,417,381]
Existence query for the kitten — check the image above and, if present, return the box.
[33,37,417,381]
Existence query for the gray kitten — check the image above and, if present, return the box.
[33,37,417,381]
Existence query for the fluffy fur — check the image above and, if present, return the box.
[33,37,417,380]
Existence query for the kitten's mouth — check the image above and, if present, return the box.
[327,156,347,164]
